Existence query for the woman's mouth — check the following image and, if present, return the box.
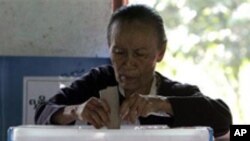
[119,75,137,82]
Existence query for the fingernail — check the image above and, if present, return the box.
[120,110,128,119]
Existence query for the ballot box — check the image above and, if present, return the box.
[8,125,213,141]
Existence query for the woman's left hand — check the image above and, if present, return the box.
[120,94,172,123]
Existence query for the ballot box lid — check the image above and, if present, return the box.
[8,125,213,141]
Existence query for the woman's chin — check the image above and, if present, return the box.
[120,83,138,91]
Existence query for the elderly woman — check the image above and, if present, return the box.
[35,5,232,138]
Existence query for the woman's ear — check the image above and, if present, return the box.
[157,40,167,62]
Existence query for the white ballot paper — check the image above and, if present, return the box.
[99,86,120,129]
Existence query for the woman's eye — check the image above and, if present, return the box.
[113,48,125,55]
[135,51,146,57]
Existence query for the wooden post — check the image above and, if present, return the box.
[112,0,128,11]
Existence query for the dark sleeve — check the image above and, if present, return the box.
[35,65,117,124]
[166,84,232,137]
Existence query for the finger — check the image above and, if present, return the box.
[90,98,111,115]
[124,94,140,123]
[94,107,110,124]
[120,99,130,119]
[89,97,101,107]
[83,109,99,128]
[127,96,141,123]
[85,98,100,111]
[88,99,106,112]
[120,94,138,118]
[85,99,110,126]
[129,94,140,111]
[76,98,105,125]
[128,110,138,124]
[141,101,153,117]
[88,110,103,129]
[137,99,147,116]
[91,99,110,123]
[100,99,111,114]
[122,113,130,122]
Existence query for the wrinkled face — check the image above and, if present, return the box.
[109,21,166,92]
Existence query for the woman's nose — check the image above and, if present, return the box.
[123,53,137,68]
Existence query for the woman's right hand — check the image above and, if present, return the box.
[75,97,111,128]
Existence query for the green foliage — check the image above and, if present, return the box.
[156,0,250,77]
[150,0,250,123]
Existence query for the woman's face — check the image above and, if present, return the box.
[109,21,165,93]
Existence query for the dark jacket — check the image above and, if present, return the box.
[35,65,232,137]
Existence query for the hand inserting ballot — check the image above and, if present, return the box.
[120,94,173,124]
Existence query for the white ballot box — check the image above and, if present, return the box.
[8,125,213,141]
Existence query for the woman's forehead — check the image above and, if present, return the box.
[111,21,157,39]
[110,21,158,48]
[113,20,156,33]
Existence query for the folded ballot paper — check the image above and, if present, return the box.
[99,86,120,129]
[8,125,213,141]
